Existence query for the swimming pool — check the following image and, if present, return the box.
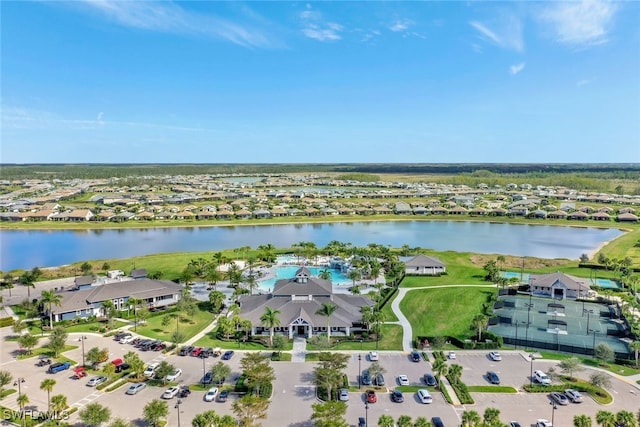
[500,272,621,289]
[257,265,351,291]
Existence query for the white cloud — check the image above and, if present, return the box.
[576,79,593,87]
[509,63,526,75]
[539,0,617,46]
[389,19,414,33]
[299,6,343,42]
[469,16,524,52]
[71,0,276,48]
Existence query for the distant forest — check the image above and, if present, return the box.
[1,163,639,193]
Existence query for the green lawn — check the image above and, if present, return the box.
[64,320,128,333]
[400,287,494,340]
[306,324,403,351]
[193,334,284,350]
[532,350,640,377]
[135,305,214,342]
[379,291,399,322]
[400,251,488,288]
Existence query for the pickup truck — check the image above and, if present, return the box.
[48,361,71,374]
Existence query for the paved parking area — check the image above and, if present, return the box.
[3,328,639,427]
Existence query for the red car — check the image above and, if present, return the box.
[366,389,377,403]
[191,347,203,357]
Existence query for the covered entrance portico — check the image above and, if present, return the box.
[289,317,313,338]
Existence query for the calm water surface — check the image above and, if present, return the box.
[0,221,624,270]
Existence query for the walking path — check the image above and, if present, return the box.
[291,337,307,363]
[389,284,498,353]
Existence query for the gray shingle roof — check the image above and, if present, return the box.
[529,272,589,291]
[402,254,445,268]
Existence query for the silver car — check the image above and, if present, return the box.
[339,388,349,401]
[565,389,583,403]
[126,383,147,395]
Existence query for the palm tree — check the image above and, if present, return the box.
[616,411,637,427]
[41,289,62,328]
[319,269,332,281]
[574,415,592,427]
[316,302,338,344]
[244,274,258,295]
[448,364,463,385]
[260,307,281,347]
[596,411,616,427]
[461,410,482,427]
[19,270,36,298]
[472,314,488,341]
[347,269,361,289]
[17,393,29,412]
[432,359,448,390]
[192,410,220,427]
[414,417,430,427]
[50,394,68,414]
[40,378,56,410]
[630,340,640,369]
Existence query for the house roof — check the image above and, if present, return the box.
[402,254,445,268]
[529,272,589,291]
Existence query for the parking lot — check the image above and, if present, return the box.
[2,328,639,427]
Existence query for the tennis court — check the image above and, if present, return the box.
[488,295,632,358]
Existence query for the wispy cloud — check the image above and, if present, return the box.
[1,105,217,133]
[576,79,593,87]
[509,63,526,75]
[538,0,617,47]
[469,16,524,52]
[69,0,276,48]
[299,5,343,42]
[389,19,414,33]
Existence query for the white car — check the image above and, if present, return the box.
[126,383,146,395]
[120,335,134,344]
[533,370,551,385]
[369,351,379,361]
[204,387,219,402]
[417,389,433,404]
[144,362,160,378]
[489,351,502,361]
[166,368,182,382]
[339,388,349,401]
[536,419,553,427]
[162,386,180,399]
[448,351,456,359]
[397,375,409,386]
[86,376,107,387]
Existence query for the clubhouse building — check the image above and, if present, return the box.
[238,267,374,338]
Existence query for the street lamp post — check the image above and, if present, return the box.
[14,378,25,427]
[583,309,593,332]
[174,399,182,427]
[364,401,369,426]
[358,354,362,390]
[78,336,87,367]
[529,353,535,387]
[550,401,557,426]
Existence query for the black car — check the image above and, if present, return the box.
[202,372,213,384]
[423,373,437,387]
[222,350,234,360]
[179,345,194,356]
[486,371,501,385]
[431,417,445,427]
[178,386,191,398]
[199,347,212,358]
[391,390,404,403]
[36,358,52,367]
[358,417,366,427]
[361,370,372,386]
[114,332,130,341]
[374,373,385,387]
[115,363,130,373]
[214,376,226,386]
[217,390,229,402]
[411,351,421,362]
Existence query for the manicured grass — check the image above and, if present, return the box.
[379,290,399,322]
[533,350,640,377]
[400,287,494,340]
[306,324,403,351]
[0,389,17,399]
[467,385,518,393]
[193,333,293,350]
[17,345,79,361]
[64,320,128,333]
[401,252,489,288]
[135,305,214,342]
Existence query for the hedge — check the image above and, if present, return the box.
[0,317,15,327]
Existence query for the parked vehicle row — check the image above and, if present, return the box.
[178,346,223,358]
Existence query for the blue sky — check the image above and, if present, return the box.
[2,1,639,164]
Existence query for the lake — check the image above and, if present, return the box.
[0,221,624,271]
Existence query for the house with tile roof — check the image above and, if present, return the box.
[48,279,183,322]
[529,272,590,300]
[238,267,374,339]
